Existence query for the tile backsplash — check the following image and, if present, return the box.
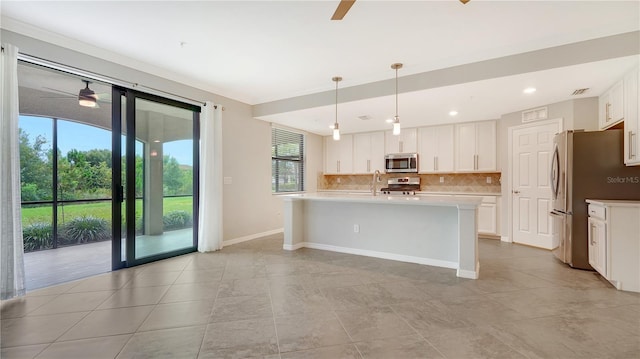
[319,172,502,194]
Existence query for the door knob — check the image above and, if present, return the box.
[512,190,521,194]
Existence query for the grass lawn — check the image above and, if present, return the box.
[22,196,193,225]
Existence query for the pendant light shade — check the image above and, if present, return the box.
[391,63,403,136]
[332,76,342,141]
[78,80,98,108]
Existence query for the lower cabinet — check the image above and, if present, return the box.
[447,194,499,236]
[477,196,499,236]
[588,216,607,277]
[586,200,640,293]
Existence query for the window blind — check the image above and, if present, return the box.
[271,127,305,192]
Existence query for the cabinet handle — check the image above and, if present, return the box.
[606,102,611,121]
[590,223,595,246]
[433,157,437,171]
[399,141,404,153]
[474,154,478,170]
[337,160,340,173]
[630,131,636,159]
[367,159,370,173]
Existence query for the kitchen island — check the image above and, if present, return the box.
[282,193,482,279]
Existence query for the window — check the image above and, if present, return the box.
[272,127,304,193]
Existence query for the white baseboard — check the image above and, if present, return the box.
[300,242,458,270]
[223,228,283,247]
[457,262,480,279]
[282,242,305,251]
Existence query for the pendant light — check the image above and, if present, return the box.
[391,63,403,136]
[332,76,342,141]
[78,80,98,108]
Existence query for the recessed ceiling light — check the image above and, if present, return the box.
[153,140,160,143]
[449,110,458,116]
[523,87,537,94]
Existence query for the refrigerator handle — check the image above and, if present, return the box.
[630,131,636,159]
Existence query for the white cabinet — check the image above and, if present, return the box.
[418,125,454,173]
[588,216,607,277]
[599,79,624,130]
[624,67,639,166]
[324,135,353,174]
[477,196,499,236]
[455,121,496,172]
[353,132,385,174]
[447,194,499,236]
[586,200,640,293]
[385,128,417,154]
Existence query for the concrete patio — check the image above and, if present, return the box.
[23,228,194,291]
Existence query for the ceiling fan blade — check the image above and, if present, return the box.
[460,0,471,4]
[331,0,356,20]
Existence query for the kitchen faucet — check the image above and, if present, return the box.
[371,170,381,196]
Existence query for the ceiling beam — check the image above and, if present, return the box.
[253,31,640,118]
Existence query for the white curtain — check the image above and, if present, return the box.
[1,43,26,300]
[198,101,223,252]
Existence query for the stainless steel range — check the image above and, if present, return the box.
[380,177,420,195]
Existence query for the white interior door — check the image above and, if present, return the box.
[511,120,561,249]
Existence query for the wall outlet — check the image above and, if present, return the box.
[439,176,444,183]
[353,224,360,233]
[486,176,492,184]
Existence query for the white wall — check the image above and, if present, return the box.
[497,97,599,241]
[2,29,323,244]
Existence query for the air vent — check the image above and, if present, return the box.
[571,88,589,95]
[357,115,372,121]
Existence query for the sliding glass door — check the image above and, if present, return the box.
[112,88,200,268]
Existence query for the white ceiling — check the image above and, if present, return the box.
[2,1,639,135]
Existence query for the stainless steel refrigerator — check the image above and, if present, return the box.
[550,129,640,269]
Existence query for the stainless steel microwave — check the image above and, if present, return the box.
[385,153,418,173]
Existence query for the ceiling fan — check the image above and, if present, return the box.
[41,80,110,108]
[331,0,470,20]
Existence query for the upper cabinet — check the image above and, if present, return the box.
[324,135,353,174]
[624,66,639,166]
[599,79,624,130]
[418,125,454,173]
[454,121,497,172]
[385,128,417,154]
[353,132,385,174]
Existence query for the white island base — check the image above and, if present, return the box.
[283,193,481,279]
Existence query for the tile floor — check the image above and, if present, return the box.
[2,234,639,358]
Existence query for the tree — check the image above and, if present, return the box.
[19,129,52,201]
[163,155,182,195]
[85,149,112,168]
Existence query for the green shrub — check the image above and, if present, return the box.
[23,222,53,252]
[163,210,192,230]
[64,216,110,244]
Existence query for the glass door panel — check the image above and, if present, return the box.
[112,88,198,268]
[134,97,195,259]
